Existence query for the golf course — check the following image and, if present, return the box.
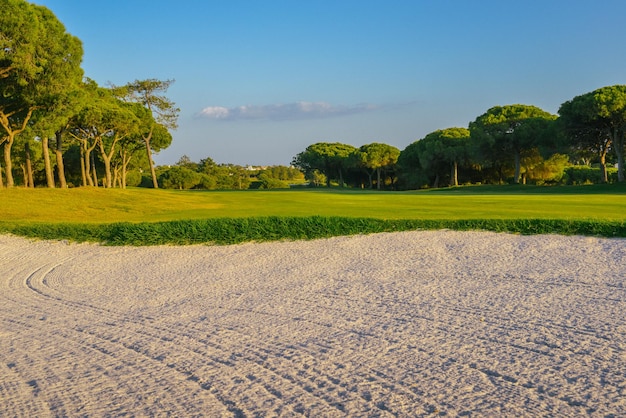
[1,185,626,416]
[2,185,626,245]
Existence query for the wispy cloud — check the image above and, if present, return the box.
[196,101,378,121]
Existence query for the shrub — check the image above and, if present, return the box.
[564,166,618,185]
[258,174,290,189]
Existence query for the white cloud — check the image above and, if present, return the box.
[196,101,377,121]
[197,106,231,119]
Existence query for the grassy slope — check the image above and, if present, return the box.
[1,185,625,244]
[3,184,626,222]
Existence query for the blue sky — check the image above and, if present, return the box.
[34,0,626,166]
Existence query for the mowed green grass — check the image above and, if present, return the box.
[2,185,626,245]
[2,184,626,224]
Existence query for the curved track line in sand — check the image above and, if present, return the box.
[1,231,625,416]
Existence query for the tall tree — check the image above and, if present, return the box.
[42,87,86,188]
[113,109,153,189]
[292,142,357,187]
[558,85,626,182]
[114,79,178,188]
[396,140,430,189]
[26,86,84,188]
[69,81,137,188]
[95,102,138,189]
[356,142,400,189]
[419,128,471,187]
[0,0,83,187]
[470,105,556,184]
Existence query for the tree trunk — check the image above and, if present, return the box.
[42,136,55,188]
[97,138,115,188]
[91,152,98,187]
[366,170,373,189]
[599,152,608,183]
[0,155,3,188]
[143,129,159,188]
[24,141,34,188]
[120,150,131,189]
[614,127,625,182]
[0,108,34,187]
[80,146,88,186]
[450,160,458,187]
[101,154,112,187]
[4,135,14,187]
[80,139,98,187]
[83,144,93,186]
[21,164,27,186]
[338,168,344,188]
[376,168,382,190]
[55,131,67,188]
[513,151,521,184]
[113,165,120,188]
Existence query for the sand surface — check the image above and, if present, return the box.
[1,230,625,417]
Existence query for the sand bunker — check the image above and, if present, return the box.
[1,230,625,416]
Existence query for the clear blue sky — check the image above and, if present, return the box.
[34,0,626,166]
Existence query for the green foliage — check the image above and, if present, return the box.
[355,142,400,189]
[156,156,253,190]
[292,142,357,187]
[522,152,570,184]
[397,128,473,189]
[558,85,626,182]
[159,166,201,189]
[469,105,557,184]
[396,139,428,189]
[1,0,83,187]
[3,216,626,246]
[257,165,304,182]
[124,169,143,187]
[257,173,290,189]
[112,78,178,188]
[564,165,618,185]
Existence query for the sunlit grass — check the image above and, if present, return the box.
[3,185,626,223]
[1,185,625,244]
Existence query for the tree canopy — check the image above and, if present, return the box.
[113,79,179,188]
[418,128,470,187]
[558,85,626,182]
[469,105,556,184]
[0,0,83,187]
[356,143,400,189]
[292,142,357,187]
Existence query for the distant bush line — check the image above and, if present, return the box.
[3,217,625,246]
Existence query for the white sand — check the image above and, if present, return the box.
[1,230,625,417]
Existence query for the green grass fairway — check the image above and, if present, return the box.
[2,185,625,244]
[2,185,626,224]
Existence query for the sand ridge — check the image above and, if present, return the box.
[0,230,625,416]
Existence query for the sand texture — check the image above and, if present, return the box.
[1,230,625,417]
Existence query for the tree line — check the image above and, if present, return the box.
[292,87,626,189]
[3,1,626,190]
[158,155,304,190]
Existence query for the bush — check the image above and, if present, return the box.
[564,166,618,185]
[124,170,143,187]
[159,166,201,189]
[258,174,290,189]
